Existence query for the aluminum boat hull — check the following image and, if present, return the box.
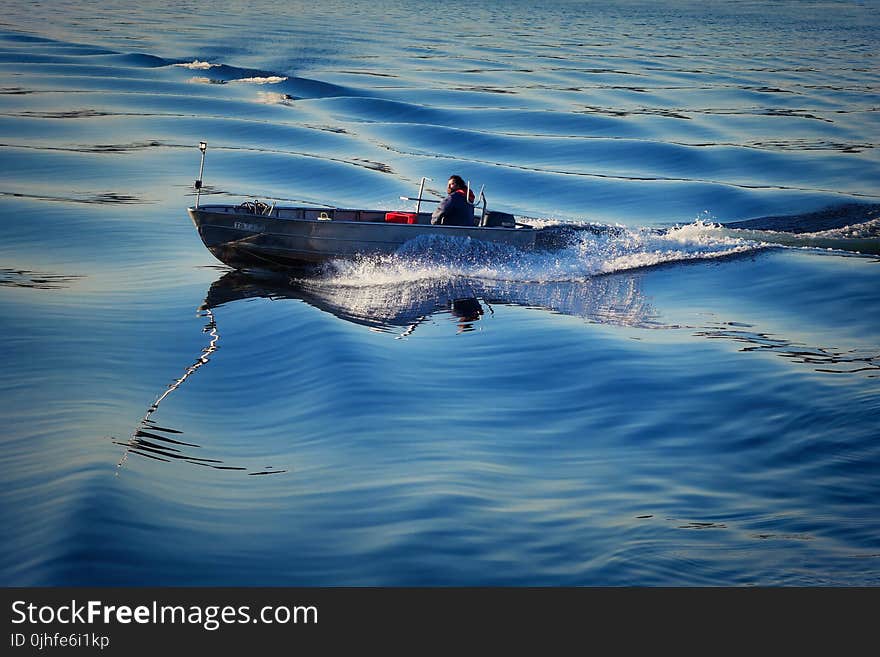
[188,205,538,271]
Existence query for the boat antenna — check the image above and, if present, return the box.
[415,176,431,214]
[195,141,207,208]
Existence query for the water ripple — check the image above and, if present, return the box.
[114,308,289,476]
[1,2,878,586]
[0,267,84,289]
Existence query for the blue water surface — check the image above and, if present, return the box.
[0,0,878,586]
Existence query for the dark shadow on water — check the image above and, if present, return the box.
[450,297,485,333]
[0,190,148,204]
[0,267,84,289]
[696,323,880,377]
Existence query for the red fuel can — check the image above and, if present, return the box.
[385,212,418,224]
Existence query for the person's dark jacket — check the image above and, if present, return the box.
[431,189,475,226]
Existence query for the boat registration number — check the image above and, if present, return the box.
[233,221,264,232]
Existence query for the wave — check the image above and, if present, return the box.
[720,203,880,254]
[167,61,359,99]
[719,227,880,255]
[0,31,362,100]
[172,60,219,70]
[722,202,880,234]
[229,76,288,85]
[315,220,764,286]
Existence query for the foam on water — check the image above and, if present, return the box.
[804,219,880,241]
[721,219,880,255]
[251,91,295,106]
[172,60,218,70]
[229,76,288,85]
[317,219,763,287]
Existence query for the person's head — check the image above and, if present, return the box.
[447,175,466,193]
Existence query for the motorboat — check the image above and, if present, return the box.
[187,142,541,272]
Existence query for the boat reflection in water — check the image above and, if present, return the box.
[113,299,289,477]
[449,297,485,334]
[114,269,659,474]
[115,264,877,473]
[201,268,663,337]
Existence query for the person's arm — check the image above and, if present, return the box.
[431,195,452,225]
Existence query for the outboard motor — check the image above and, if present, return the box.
[480,210,516,228]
